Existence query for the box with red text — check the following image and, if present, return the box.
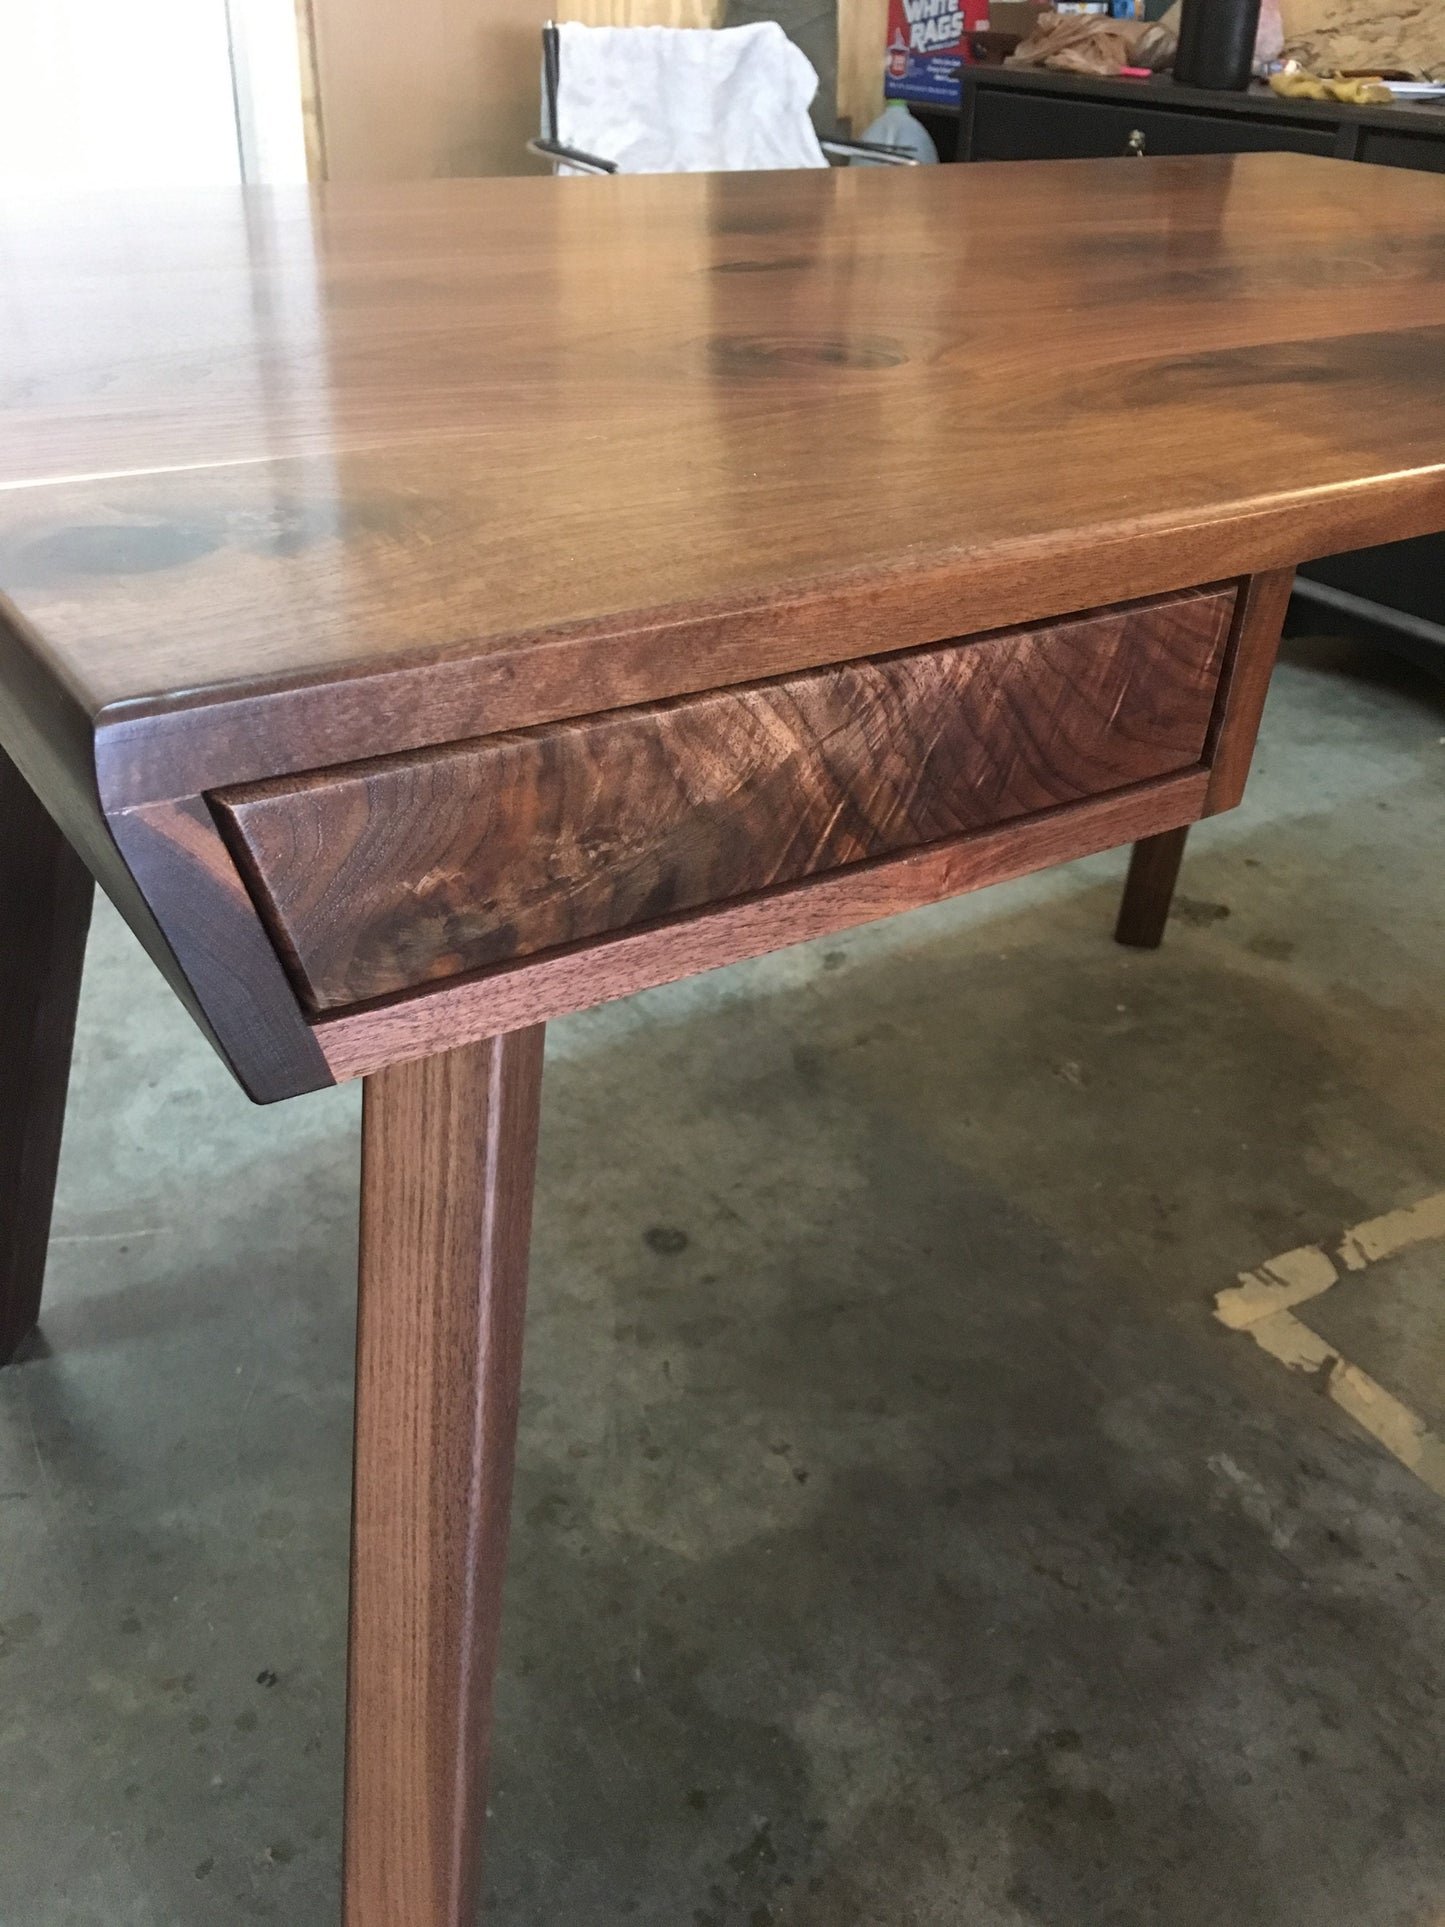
[884,0,988,107]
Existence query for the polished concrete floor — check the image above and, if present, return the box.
[2,634,1443,1926]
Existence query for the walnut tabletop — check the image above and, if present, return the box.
[3,153,1445,1924]
[3,156,1445,755]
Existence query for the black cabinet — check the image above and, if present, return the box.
[954,68,1445,670]
[968,87,1337,161]
[955,65,1445,168]
[1360,130,1445,174]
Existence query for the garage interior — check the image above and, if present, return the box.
[3,629,1441,1924]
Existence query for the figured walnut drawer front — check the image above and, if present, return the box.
[214,586,1235,1013]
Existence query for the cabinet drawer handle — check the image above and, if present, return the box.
[1127,128,1147,156]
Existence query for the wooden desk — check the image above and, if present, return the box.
[952,64,1445,694]
[3,153,1444,1922]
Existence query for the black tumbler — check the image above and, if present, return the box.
[1174,0,1263,91]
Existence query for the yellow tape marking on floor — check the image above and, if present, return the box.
[1215,1245,1340,1329]
[1336,1191,1445,1272]
[1215,1189,1445,1502]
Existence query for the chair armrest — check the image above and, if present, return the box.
[526,136,619,175]
[821,138,920,166]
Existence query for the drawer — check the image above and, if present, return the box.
[1359,131,1445,175]
[214,586,1236,1013]
[969,90,1337,162]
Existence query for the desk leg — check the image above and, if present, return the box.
[344,1026,545,1927]
[1114,825,1189,950]
[0,746,94,1366]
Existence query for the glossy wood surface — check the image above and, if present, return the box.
[346,1027,545,1925]
[0,746,93,1362]
[0,158,1441,1095]
[2,155,1445,796]
[218,587,1232,1010]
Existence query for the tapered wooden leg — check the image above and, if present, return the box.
[344,1026,546,1927]
[1114,824,1189,950]
[0,747,94,1366]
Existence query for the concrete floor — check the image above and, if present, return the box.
[2,633,1443,1926]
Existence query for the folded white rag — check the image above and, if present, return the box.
[551,22,827,174]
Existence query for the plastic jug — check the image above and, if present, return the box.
[857,101,939,165]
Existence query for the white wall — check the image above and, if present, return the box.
[0,0,305,189]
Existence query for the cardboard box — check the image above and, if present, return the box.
[884,0,989,107]
[987,0,1047,36]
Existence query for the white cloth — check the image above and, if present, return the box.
[552,23,827,174]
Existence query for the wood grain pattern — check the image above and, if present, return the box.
[4,158,1445,802]
[0,157,1436,1927]
[316,766,1210,1081]
[217,587,1233,1011]
[2,162,1442,1097]
[345,1026,545,1926]
[0,747,93,1364]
